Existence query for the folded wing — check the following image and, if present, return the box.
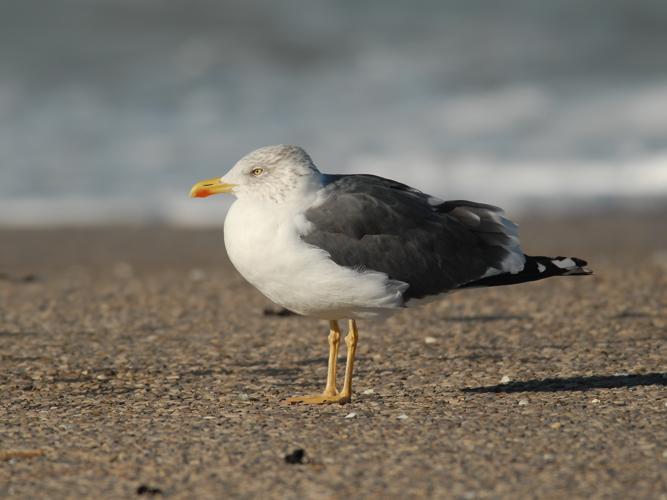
[301,174,527,301]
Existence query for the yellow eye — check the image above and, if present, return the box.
[251,168,264,176]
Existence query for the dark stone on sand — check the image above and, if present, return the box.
[284,449,305,464]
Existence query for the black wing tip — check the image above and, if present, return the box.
[565,266,594,276]
[459,254,593,289]
[553,256,594,276]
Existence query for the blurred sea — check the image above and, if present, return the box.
[1,0,666,225]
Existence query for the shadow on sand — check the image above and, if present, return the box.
[443,314,527,322]
[462,372,667,393]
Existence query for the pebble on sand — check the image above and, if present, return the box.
[344,412,357,419]
[500,375,511,384]
[424,336,438,344]
[284,449,305,464]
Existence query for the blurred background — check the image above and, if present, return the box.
[2,0,666,226]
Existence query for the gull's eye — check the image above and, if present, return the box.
[251,168,264,176]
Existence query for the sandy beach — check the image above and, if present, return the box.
[1,216,666,499]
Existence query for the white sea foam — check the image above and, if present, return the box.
[1,2,666,225]
[1,152,665,226]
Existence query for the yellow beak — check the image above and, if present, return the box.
[189,177,236,198]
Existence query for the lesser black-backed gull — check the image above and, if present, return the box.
[190,145,592,404]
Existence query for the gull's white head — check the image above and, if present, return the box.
[190,145,321,203]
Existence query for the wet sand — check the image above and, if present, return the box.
[1,216,666,499]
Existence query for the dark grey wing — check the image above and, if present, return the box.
[301,174,524,300]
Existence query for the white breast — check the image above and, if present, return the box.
[223,199,407,319]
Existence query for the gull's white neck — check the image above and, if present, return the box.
[222,178,322,298]
[221,173,405,319]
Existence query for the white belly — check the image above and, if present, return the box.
[223,199,406,319]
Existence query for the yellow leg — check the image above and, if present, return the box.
[339,319,358,400]
[283,319,358,405]
[323,320,341,397]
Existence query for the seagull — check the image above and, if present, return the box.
[190,145,592,405]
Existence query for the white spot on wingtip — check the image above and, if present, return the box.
[537,263,546,273]
[553,258,576,269]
